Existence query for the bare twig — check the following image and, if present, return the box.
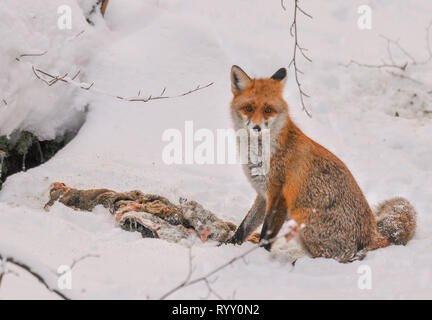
[288,0,313,117]
[0,270,19,286]
[32,66,57,86]
[0,258,19,286]
[62,253,100,274]
[16,49,214,105]
[81,82,94,91]
[0,253,70,300]
[71,70,81,80]
[67,30,85,42]
[159,220,300,300]
[160,246,197,298]
[48,73,69,87]
[202,277,223,300]
[380,31,432,66]
[344,59,407,71]
[344,20,432,76]
[385,71,423,85]
[30,65,213,104]
[121,82,214,103]
[15,51,47,62]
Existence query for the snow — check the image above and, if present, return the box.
[0,0,431,299]
[0,0,104,139]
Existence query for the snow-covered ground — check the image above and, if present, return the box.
[0,0,431,299]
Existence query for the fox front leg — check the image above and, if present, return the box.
[227,195,266,245]
[259,192,288,251]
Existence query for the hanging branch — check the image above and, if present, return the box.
[159,220,301,300]
[285,0,313,117]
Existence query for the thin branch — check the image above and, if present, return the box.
[177,83,214,97]
[66,254,100,273]
[343,59,407,71]
[30,65,213,104]
[67,30,85,42]
[0,258,19,286]
[159,220,300,300]
[16,50,214,105]
[0,270,19,286]
[203,277,223,300]
[344,20,432,76]
[0,253,70,300]
[71,70,81,80]
[288,0,313,118]
[32,66,52,86]
[81,82,94,90]
[385,71,423,85]
[15,51,47,62]
[48,73,69,87]
[380,31,432,66]
[297,5,313,19]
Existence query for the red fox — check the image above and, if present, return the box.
[227,65,417,262]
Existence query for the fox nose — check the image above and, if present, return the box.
[252,125,261,132]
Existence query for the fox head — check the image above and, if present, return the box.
[230,65,288,136]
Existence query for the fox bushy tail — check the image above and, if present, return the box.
[371,197,417,250]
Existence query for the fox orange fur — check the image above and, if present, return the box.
[227,65,417,262]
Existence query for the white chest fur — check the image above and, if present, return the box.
[242,163,268,197]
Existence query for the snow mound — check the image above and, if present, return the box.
[0,0,431,299]
[0,0,105,140]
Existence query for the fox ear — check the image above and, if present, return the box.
[271,68,287,84]
[231,65,252,95]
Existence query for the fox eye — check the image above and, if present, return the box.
[244,106,253,112]
[264,107,273,114]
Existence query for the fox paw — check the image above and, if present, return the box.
[226,234,243,245]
